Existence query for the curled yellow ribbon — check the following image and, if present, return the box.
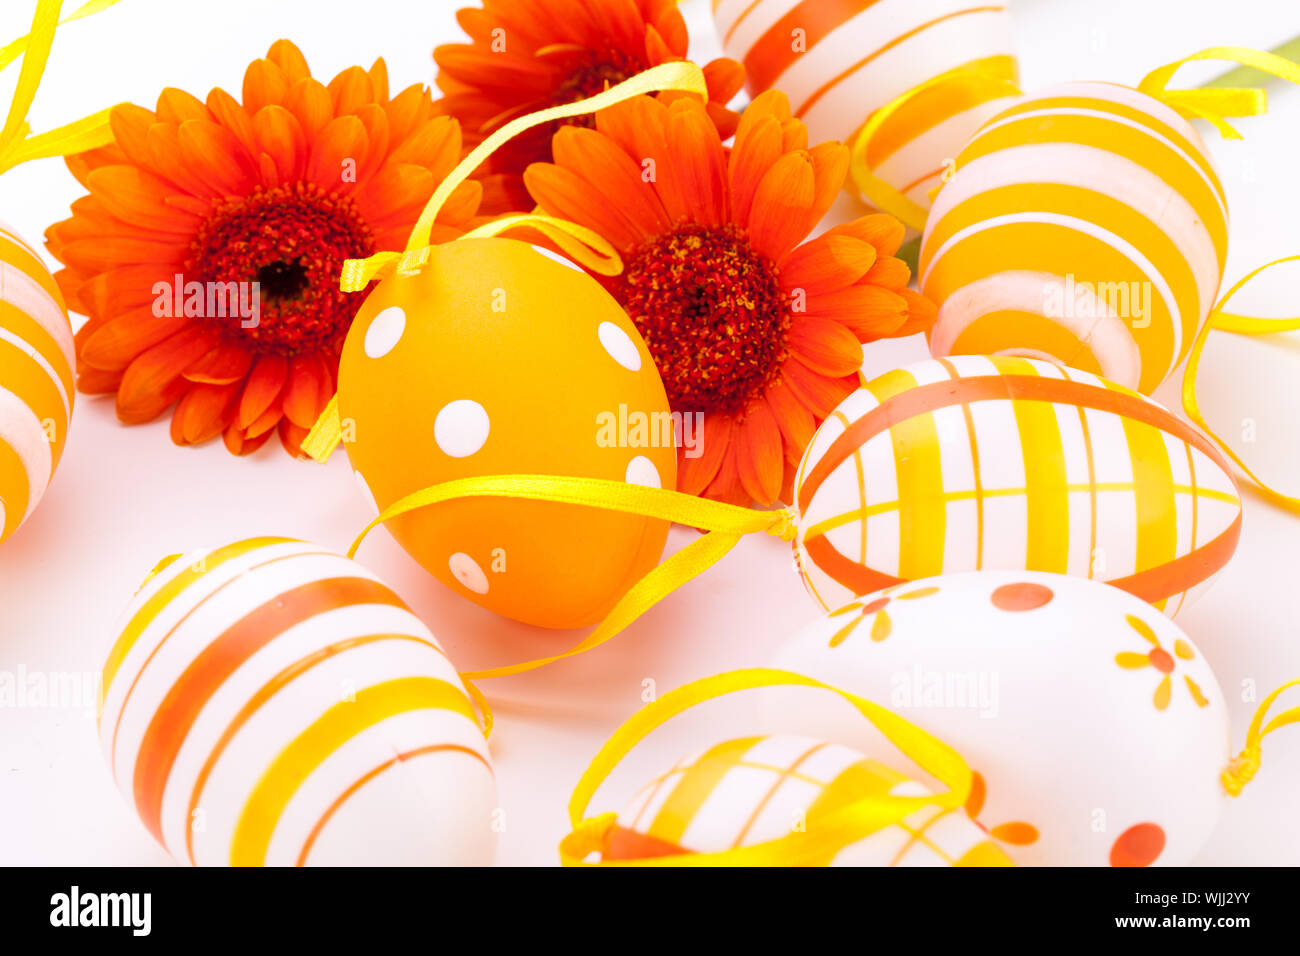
[1138,45,1300,139]
[345,475,794,680]
[848,65,1021,232]
[558,668,974,866]
[338,59,707,292]
[0,0,124,174]
[1222,677,1300,796]
[1182,256,1300,515]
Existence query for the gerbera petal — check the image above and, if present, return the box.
[237,355,288,430]
[894,287,939,337]
[223,421,273,456]
[666,99,728,226]
[108,103,160,171]
[524,162,643,251]
[735,398,784,504]
[243,57,289,115]
[183,343,253,385]
[805,284,909,340]
[253,105,308,185]
[703,57,745,107]
[285,77,333,140]
[85,165,201,234]
[746,151,815,260]
[171,381,238,445]
[789,317,865,377]
[827,213,906,257]
[551,126,669,236]
[305,115,369,190]
[156,87,211,124]
[781,360,855,419]
[116,328,218,423]
[764,378,816,465]
[278,417,311,457]
[282,354,329,428]
[267,40,312,84]
[728,113,782,228]
[329,66,375,117]
[703,445,750,506]
[244,395,284,439]
[806,141,850,230]
[79,307,193,371]
[781,235,877,291]
[678,411,732,497]
[178,119,258,195]
[864,254,911,290]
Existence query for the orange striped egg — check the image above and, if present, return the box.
[711,0,1018,213]
[792,355,1241,617]
[600,733,1011,866]
[99,537,496,867]
[0,219,73,544]
[920,82,1229,393]
[339,237,675,630]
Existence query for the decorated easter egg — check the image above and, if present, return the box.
[712,0,1018,212]
[99,537,496,867]
[919,82,1229,393]
[600,733,1011,866]
[0,220,73,544]
[793,355,1241,616]
[770,570,1230,866]
[339,237,676,629]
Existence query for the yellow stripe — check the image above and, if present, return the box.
[1122,417,1178,611]
[230,676,477,866]
[863,369,945,579]
[648,737,763,846]
[101,537,295,694]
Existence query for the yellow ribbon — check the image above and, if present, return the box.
[1138,46,1300,139]
[302,60,707,462]
[1182,256,1300,515]
[337,60,706,292]
[0,0,124,175]
[346,475,794,680]
[558,668,973,866]
[1222,677,1300,796]
[848,67,1021,232]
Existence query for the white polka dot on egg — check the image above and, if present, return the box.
[530,244,584,273]
[363,305,406,358]
[448,552,490,594]
[625,455,660,488]
[434,399,490,458]
[597,321,641,372]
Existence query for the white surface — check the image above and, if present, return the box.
[1,0,1299,866]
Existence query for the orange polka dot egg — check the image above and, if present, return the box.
[337,237,676,629]
[769,570,1229,866]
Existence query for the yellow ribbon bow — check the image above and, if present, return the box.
[558,668,974,866]
[1222,677,1300,796]
[0,0,123,175]
[301,59,708,462]
[1137,45,1300,139]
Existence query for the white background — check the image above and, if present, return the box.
[1,0,1299,866]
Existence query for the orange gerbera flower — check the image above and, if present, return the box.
[46,40,480,456]
[523,91,936,505]
[435,0,744,212]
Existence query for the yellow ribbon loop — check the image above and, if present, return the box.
[1182,255,1300,514]
[0,0,124,175]
[343,474,793,680]
[848,65,1021,232]
[1137,46,1300,139]
[1222,677,1300,797]
[459,214,623,276]
[339,59,706,292]
[558,668,973,866]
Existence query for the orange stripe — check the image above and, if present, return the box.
[744,0,882,93]
[184,632,447,865]
[733,741,826,846]
[295,742,492,866]
[804,533,903,596]
[795,6,1007,117]
[1107,512,1241,605]
[131,576,405,844]
[721,0,766,45]
[798,374,1233,513]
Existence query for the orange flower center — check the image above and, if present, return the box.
[619,222,789,415]
[185,182,374,356]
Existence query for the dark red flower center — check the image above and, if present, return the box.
[185,182,374,356]
[619,222,789,416]
[552,50,636,119]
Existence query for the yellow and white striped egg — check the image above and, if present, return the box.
[0,220,73,544]
[770,571,1230,866]
[711,0,1018,214]
[793,355,1241,617]
[598,733,1011,866]
[99,537,496,867]
[920,82,1229,393]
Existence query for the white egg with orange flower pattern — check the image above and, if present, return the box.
[768,570,1229,866]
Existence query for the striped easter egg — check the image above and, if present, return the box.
[600,733,1011,866]
[711,0,1018,213]
[100,537,496,867]
[0,219,74,544]
[792,355,1242,617]
[919,82,1229,393]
